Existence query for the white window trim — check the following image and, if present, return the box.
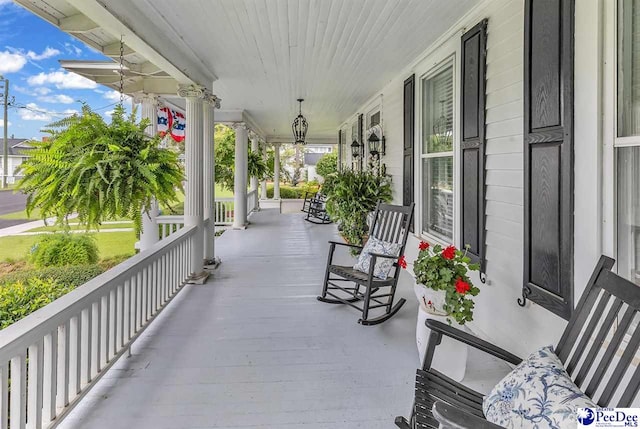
[415,51,461,248]
[603,0,640,269]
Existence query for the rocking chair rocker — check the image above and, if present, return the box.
[317,202,414,325]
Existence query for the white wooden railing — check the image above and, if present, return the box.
[214,198,234,226]
[157,215,185,240]
[247,190,258,215]
[0,225,197,429]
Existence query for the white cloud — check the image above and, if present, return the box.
[104,110,114,118]
[63,42,83,57]
[39,94,75,104]
[18,103,78,122]
[18,103,51,121]
[0,120,11,127]
[0,51,27,74]
[12,85,52,96]
[25,47,60,61]
[27,70,97,89]
[104,90,130,102]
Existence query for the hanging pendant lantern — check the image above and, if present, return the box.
[292,98,308,145]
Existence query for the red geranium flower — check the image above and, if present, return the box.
[419,241,430,251]
[398,255,407,269]
[442,245,456,260]
[455,277,471,295]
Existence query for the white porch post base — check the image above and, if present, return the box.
[233,123,248,229]
[179,84,207,281]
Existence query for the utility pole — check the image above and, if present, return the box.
[0,76,7,189]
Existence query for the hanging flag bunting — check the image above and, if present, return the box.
[157,107,172,137]
[170,110,186,142]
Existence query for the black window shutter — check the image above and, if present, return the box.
[522,0,574,320]
[358,113,364,171]
[338,129,342,172]
[403,75,415,211]
[460,20,487,273]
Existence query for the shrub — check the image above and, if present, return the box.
[0,278,74,329]
[30,233,99,268]
[315,152,338,179]
[266,183,321,199]
[1,264,104,288]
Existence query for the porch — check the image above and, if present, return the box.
[55,210,505,429]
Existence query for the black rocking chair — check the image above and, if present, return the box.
[301,191,318,214]
[395,255,640,428]
[317,202,414,325]
[305,193,332,224]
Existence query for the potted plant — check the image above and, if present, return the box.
[322,169,392,247]
[400,241,480,381]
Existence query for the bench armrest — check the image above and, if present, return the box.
[424,319,522,368]
[432,402,505,429]
[328,240,363,250]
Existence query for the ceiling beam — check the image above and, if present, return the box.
[102,42,135,57]
[65,0,216,87]
[122,77,179,96]
[59,14,100,33]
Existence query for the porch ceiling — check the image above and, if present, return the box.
[16,0,480,140]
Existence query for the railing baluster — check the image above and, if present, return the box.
[27,341,43,429]
[56,322,69,411]
[0,362,8,429]
[136,270,143,330]
[42,331,57,425]
[68,315,81,398]
[117,284,125,350]
[10,353,26,429]
[80,308,91,387]
[90,301,100,376]
[101,293,110,367]
[109,289,116,360]
[130,276,137,338]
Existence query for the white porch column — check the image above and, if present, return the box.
[203,91,220,265]
[233,123,248,229]
[250,134,259,209]
[273,143,281,200]
[137,93,159,252]
[178,84,207,281]
[260,142,268,199]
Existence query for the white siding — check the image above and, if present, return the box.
[342,0,586,357]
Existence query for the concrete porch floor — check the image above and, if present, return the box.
[60,209,510,429]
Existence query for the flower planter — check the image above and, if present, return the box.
[414,283,468,382]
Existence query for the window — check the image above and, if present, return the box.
[617,0,640,285]
[421,63,454,242]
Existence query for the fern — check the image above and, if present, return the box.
[17,104,184,236]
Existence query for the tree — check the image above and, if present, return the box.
[17,104,183,234]
[214,124,268,192]
[315,152,338,179]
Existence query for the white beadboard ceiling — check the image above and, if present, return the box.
[17,0,480,139]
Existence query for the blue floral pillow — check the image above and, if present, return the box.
[483,345,596,429]
[353,236,401,280]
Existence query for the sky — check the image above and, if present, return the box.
[0,0,131,139]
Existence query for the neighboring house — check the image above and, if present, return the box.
[303,145,334,182]
[0,138,33,184]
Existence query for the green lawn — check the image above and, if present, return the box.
[28,221,134,233]
[0,231,136,263]
[0,208,41,220]
[0,185,234,221]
